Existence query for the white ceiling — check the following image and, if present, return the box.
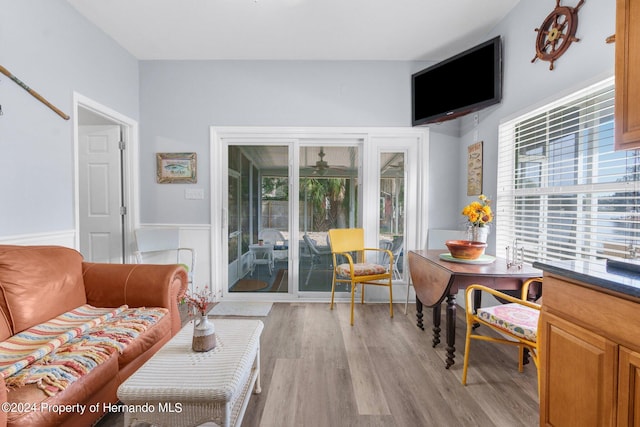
[65,0,520,61]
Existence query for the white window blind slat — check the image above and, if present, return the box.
[497,77,640,265]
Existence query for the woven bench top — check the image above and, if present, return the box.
[118,319,263,404]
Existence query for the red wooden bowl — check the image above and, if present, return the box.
[445,240,487,260]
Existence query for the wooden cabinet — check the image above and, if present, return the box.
[539,275,640,426]
[618,347,640,426]
[615,0,640,150]
[540,311,617,426]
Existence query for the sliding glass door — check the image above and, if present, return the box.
[227,145,290,294]
[299,146,359,292]
[378,152,406,280]
[213,127,427,300]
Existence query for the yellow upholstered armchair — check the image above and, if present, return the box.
[462,277,543,390]
[328,228,394,325]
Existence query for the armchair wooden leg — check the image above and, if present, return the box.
[388,279,394,318]
[518,346,524,372]
[462,316,473,385]
[350,282,356,325]
[536,359,541,399]
[330,275,337,310]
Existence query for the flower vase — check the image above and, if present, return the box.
[468,225,489,254]
[192,313,216,352]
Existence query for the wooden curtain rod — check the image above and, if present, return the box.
[0,65,70,120]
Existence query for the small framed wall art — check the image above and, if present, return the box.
[467,141,483,196]
[156,152,197,184]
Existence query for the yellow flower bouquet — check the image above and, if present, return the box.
[462,194,493,227]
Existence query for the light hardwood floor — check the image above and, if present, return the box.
[98,302,539,427]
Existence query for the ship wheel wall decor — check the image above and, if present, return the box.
[531,0,585,70]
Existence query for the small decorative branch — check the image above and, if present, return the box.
[0,65,69,120]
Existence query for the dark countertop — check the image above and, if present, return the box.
[533,259,640,299]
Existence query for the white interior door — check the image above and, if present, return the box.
[78,125,123,263]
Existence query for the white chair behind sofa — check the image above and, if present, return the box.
[134,228,196,292]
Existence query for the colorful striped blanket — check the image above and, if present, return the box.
[0,305,167,396]
[0,304,127,379]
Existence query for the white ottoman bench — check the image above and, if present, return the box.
[117,319,263,427]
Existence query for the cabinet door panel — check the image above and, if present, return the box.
[618,347,640,427]
[541,312,617,427]
[615,0,640,149]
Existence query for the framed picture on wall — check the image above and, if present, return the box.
[156,152,197,183]
[467,141,483,196]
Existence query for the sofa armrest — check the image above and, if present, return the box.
[82,263,188,335]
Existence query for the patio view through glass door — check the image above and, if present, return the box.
[225,143,362,294]
[299,146,360,292]
[218,130,421,298]
[378,152,405,281]
[227,145,290,294]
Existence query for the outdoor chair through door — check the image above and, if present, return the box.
[328,228,394,325]
[302,234,331,287]
[379,236,404,279]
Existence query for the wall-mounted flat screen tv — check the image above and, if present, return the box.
[412,36,502,126]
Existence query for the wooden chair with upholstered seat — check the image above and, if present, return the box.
[328,228,394,326]
[462,277,543,391]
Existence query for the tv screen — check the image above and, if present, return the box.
[412,36,502,126]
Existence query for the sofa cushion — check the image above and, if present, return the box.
[4,306,167,397]
[0,304,127,379]
[117,308,171,369]
[0,246,87,334]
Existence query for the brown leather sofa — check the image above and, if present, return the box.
[0,245,188,427]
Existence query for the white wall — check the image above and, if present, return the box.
[0,0,139,239]
[455,0,616,253]
[428,128,462,230]
[1,0,616,257]
[137,60,446,225]
[137,3,617,236]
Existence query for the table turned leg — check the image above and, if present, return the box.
[432,303,441,348]
[416,296,424,330]
[445,294,456,369]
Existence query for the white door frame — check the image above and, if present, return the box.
[211,126,429,301]
[73,92,140,262]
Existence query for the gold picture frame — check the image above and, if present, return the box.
[156,152,197,184]
[467,141,483,196]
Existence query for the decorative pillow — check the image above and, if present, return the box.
[336,263,387,277]
[477,303,540,342]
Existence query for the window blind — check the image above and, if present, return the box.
[497,77,640,265]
